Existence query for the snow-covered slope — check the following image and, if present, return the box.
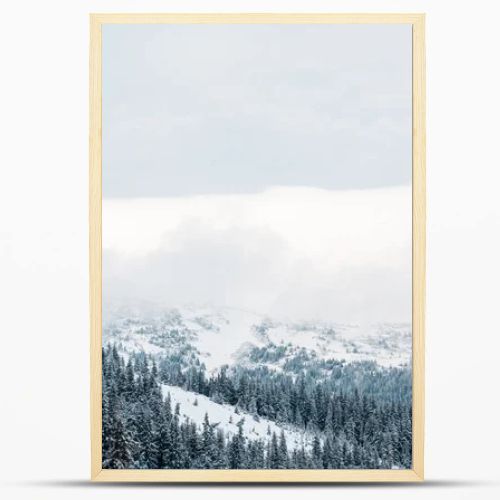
[104,303,411,371]
[162,384,311,451]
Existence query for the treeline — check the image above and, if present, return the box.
[103,345,411,469]
[157,352,411,468]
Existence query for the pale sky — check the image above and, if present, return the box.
[103,24,412,197]
[102,24,412,323]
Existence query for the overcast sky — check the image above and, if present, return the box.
[103,23,411,197]
[102,24,412,323]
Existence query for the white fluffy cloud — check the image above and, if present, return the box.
[103,186,411,323]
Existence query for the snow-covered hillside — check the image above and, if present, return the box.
[104,303,411,371]
[162,384,311,451]
[102,304,413,470]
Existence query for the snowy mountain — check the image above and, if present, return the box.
[103,303,411,372]
[162,384,312,451]
[102,303,412,469]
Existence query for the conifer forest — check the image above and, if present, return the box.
[102,312,412,470]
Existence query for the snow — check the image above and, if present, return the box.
[180,305,264,370]
[161,383,312,451]
[116,337,165,356]
[104,304,411,371]
[182,306,411,369]
[263,321,411,368]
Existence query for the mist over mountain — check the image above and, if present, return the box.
[104,302,411,371]
[103,186,411,324]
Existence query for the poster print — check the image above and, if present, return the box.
[90,14,425,482]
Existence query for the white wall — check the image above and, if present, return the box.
[1,1,499,499]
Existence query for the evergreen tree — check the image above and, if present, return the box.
[103,413,133,469]
[229,419,246,469]
[278,430,288,469]
[268,432,280,469]
[102,344,412,470]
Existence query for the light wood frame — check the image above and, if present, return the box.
[90,13,425,483]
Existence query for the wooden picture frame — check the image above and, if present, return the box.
[90,13,425,482]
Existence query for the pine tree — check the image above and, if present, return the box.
[103,413,133,469]
[199,413,221,469]
[311,435,322,468]
[322,435,334,469]
[229,419,246,469]
[268,432,280,469]
[102,343,412,471]
[278,430,288,469]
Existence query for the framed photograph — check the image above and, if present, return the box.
[90,13,425,482]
